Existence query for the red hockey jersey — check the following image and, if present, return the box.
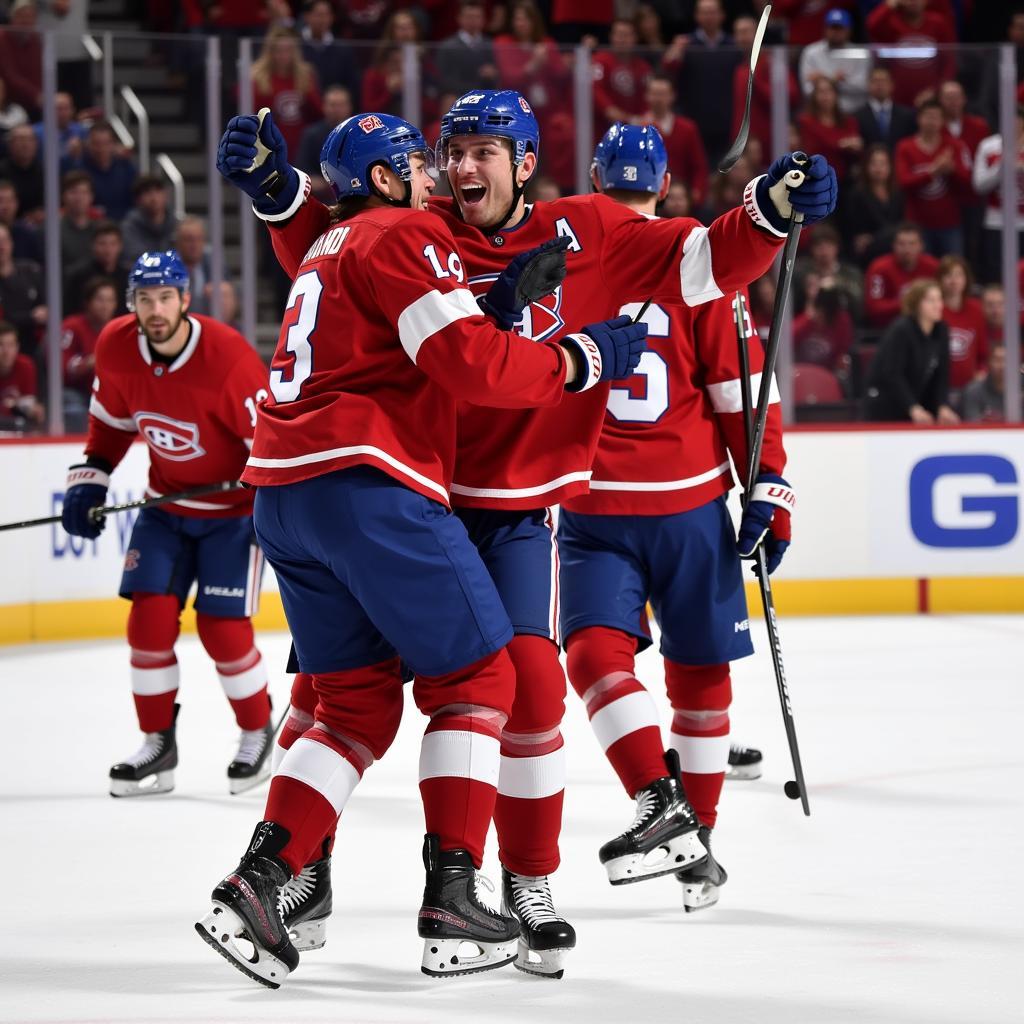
[263,186,785,510]
[944,297,988,389]
[562,291,785,517]
[85,313,268,517]
[246,192,570,504]
[865,251,940,328]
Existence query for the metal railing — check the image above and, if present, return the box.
[119,85,150,172]
[155,153,185,220]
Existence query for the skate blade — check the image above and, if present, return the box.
[195,901,294,989]
[513,937,571,980]
[726,765,762,781]
[288,915,327,952]
[109,770,174,798]
[421,937,517,978]
[605,829,707,885]
[228,764,271,796]
[681,880,723,913]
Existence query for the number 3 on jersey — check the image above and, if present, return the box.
[271,271,322,403]
[607,302,669,423]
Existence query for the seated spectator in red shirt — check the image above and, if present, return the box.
[60,276,118,431]
[658,179,691,219]
[866,0,956,108]
[962,345,1016,423]
[938,81,989,157]
[641,74,708,206]
[494,1,574,189]
[730,15,799,167]
[793,272,856,373]
[797,77,863,184]
[865,221,940,327]
[772,0,857,48]
[937,254,987,390]
[865,277,959,424]
[0,178,42,264]
[0,1,43,119]
[842,143,905,267]
[895,99,972,257]
[250,26,323,163]
[0,318,44,428]
[592,18,652,137]
[0,125,44,221]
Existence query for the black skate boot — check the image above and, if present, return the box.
[194,821,300,989]
[418,833,519,977]
[279,838,332,951]
[501,869,576,980]
[227,712,275,795]
[109,704,179,797]
[676,825,728,912]
[599,749,707,884]
[726,743,763,780]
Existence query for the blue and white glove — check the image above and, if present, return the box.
[752,153,838,234]
[479,236,571,330]
[216,107,301,216]
[61,464,110,539]
[737,473,794,575]
[562,315,648,393]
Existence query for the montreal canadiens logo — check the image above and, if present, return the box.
[134,411,206,462]
[469,273,565,342]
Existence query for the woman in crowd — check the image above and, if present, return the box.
[797,76,863,185]
[843,143,904,266]
[938,253,988,392]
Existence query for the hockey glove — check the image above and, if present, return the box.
[737,473,794,575]
[61,464,110,539]
[753,153,838,233]
[217,108,301,216]
[479,236,571,330]
[562,315,648,393]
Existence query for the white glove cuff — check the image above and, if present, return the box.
[563,334,603,393]
[253,169,311,223]
[743,175,788,238]
[750,480,795,511]
[66,465,110,489]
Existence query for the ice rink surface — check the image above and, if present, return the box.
[2,614,1022,1024]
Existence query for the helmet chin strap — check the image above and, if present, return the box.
[367,161,413,208]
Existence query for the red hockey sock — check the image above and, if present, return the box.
[126,594,181,733]
[494,635,566,877]
[196,614,271,730]
[566,626,666,796]
[665,661,731,828]
[272,672,317,772]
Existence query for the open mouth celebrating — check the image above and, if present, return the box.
[460,184,487,206]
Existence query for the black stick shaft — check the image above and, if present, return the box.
[0,480,242,533]
[733,290,810,816]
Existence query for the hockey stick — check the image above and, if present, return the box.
[718,4,772,173]
[0,480,242,532]
[733,291,809,815]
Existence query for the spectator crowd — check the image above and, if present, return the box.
[3,0,1024,429]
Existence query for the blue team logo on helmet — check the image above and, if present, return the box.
[126,250,190,311]
[320,112,430,203]
[592,123,668,195]
[437,90,540,171]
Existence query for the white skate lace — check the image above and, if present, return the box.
[510,874,561,927]
[233,726,269,766]
[122,733,164,768]
[621,789,658,836]
[278,863,316,915]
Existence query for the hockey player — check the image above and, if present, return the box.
[558,123,793,911]
[60,251,276,798]
[196,111,647,987]
[257,91,837,977]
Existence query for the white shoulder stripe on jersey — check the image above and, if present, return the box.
[706,372,781,415]
[679,225,724,306]
[588,461,730,492]
[449,470,592,501]
[245,443,449,502]
[397,288,482,364]
[89,395,137,432]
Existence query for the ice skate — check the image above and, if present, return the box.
[599,749,706,885]
[726,743,762,780]
[501,869,576,979]
[195,821,299,989]
[279,840,332,951]
[676,825,728,912]
[227,716,275,795]
[109,704,179,797]
[418,833,519,977]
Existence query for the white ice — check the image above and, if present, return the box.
[2,614,1022,1024]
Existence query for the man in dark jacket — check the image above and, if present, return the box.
[854,67,916,150]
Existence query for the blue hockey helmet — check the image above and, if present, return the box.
[320,112,430,203]
[126,250,190,311]
[592,123,668,195]
[436,90,540,172]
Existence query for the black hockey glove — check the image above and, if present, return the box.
[479,235,571,330]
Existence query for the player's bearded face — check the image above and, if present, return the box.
[445,136,518,229]
[135,287,188,345]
